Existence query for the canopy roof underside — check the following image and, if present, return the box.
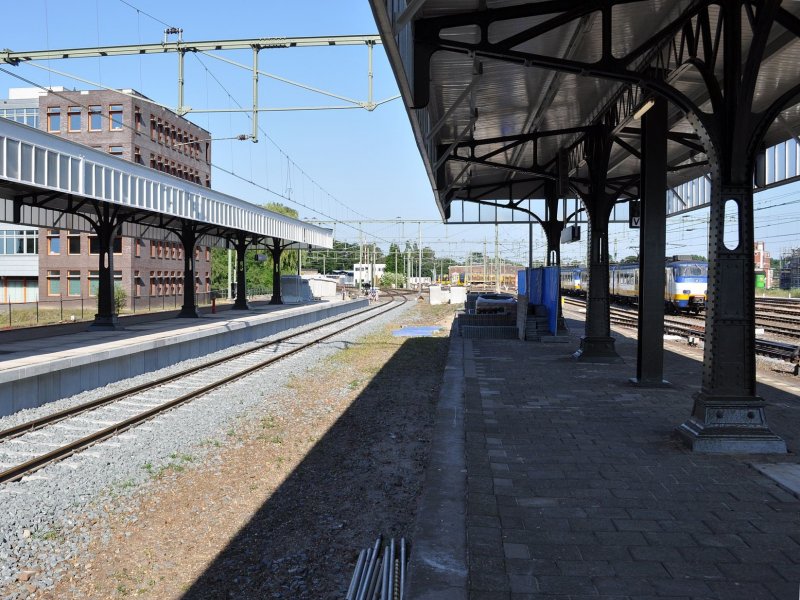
[370,0,800,218]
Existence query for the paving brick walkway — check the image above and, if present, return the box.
[424,317,800,599]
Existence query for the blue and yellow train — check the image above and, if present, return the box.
[560,260,708,314]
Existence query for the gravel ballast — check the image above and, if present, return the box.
[0,299,419,598]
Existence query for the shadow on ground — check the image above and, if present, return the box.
[180,334,449,600]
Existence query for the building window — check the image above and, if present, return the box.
[150,154,156,170]
[157,119,164,144]
[47,230,60,255]
[150,241,156,258]
[109,104,123,130]
[157,241,163,259]
[67,271,81,296]
[67,231,81,255]
[149,271,156,296]
[0,230,38,254]
[205,246,210,261]
[135,238,142,257]
[46,107,61,133]
[177,245,183,260]
[150,115,156,141]
[67,107,81,132]
[134,106,142,132]
[88,271,99,296]
[47,270,61,296]
[88,105,102,131]
[134,147,142,165]
[134,271,143,297]
[109,145,124,156]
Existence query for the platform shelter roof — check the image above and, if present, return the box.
[370,0,800,220]
[0,118,332,250]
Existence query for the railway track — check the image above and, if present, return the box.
[563,296,800,364]
[0,293,407,484]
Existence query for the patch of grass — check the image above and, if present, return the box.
[260,415,277,429]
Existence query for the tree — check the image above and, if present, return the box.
[210,202,302,294]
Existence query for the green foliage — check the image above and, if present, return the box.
[210,202,303,292]
[114,283,127,312]
[381,271,406,287]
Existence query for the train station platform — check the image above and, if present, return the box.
[409,312,800,600]
[0,297,368,417]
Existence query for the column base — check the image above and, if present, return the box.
[177,305,200,318]
[268,296,283,306]
[675,393,787,454]
[89,314,121,331]
[232,299,250,310]
[629,377,671,388]
[572,336,623,363]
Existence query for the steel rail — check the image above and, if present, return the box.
[0,293,407,484]
[562,296,800,363]
[0,299,391,443]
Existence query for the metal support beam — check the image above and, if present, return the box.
[233,231,250,310]
[574,128,621,362]
[676,0,785,453]
[252,46,260,141]
[177,221,201,318]
[88,203,123,330]
[269,237,284,305]
[543,180,567,332]
[633,97,668,386]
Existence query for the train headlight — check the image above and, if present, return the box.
[683,289,691,294]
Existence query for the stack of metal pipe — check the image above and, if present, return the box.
[346,536,408,600]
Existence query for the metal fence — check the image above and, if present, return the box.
[0,289,244,329]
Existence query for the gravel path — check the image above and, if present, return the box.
[0,299,417,599]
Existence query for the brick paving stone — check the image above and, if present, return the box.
[448,326,800,600]
[535,575,597,595]
[503,543,531,560]
[705,581,776,599]
[556,560,615,577]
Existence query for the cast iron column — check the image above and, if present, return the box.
[633,96,668,385]
[269,237,284,305]
[575,127,621,362]
[233,231,250,310]
[177,221,200,318]
[89,203,123,331]
[676,0,785,452]
[543,180,567,331]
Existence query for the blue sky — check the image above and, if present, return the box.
[1,0,798,267]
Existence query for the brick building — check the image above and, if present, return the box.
[753,240,773,289]
[0,87,212,306]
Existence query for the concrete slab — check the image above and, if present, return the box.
[751,463,800,498]
[409,310,800,599]
[0,298,368,416]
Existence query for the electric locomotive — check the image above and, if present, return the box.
[560,259,708,313]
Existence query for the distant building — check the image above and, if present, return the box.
[0,87,212,306]
[353,263,386,285]
[782,248,800,290]
[754,241,773,288]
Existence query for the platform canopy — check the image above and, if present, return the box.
[370,0,800,221]
[0,118,332,250]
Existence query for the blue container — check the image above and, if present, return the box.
[528,269,543,305]
[541,266,559,334]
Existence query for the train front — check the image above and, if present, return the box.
[667,261,708,313]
